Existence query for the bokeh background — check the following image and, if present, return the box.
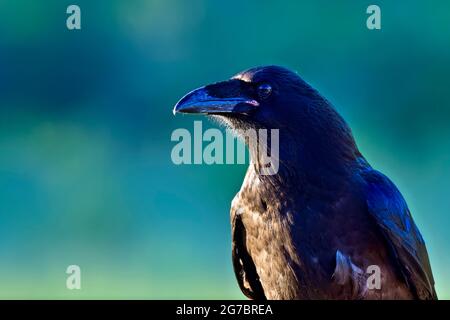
[0,0,449,299]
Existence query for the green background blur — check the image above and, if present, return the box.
[0,0,449,299]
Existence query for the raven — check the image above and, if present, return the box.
[173,66,437,300]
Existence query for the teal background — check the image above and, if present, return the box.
[0,0,449,298]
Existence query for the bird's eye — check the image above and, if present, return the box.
[257,83,272,100]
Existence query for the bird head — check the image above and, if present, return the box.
[173,66,317,131]
[173,66,360,176]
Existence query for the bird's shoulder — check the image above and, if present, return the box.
[358,168,424,246]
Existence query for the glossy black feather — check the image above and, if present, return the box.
[361,168,437,299]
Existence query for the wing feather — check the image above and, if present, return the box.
[362,169,437,299]
[231,211,266,300]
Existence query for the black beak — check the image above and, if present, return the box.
[173,80,259,115]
